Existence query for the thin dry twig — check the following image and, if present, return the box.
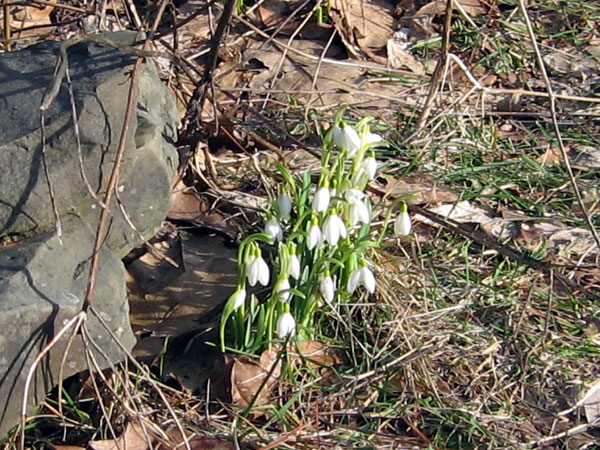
[406,0,454,143]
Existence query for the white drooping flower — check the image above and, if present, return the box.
[312,186,331,212]
[394,205,412,236]
[345,189,370,226]
[246,253,270,287]
[349,202,370,226]
[362,155,377,180]
[264,218,283,243]
[289,253,301,280]
[332,124,361,156]
[323,213,347,246]
[229,287,246,309]
[344,188,365,204]
[347,265,376,294]
[276,193,292,220]
[276,311,296,339]
[352,155,378,187]
[307,222,322,250]
[362,132,382,147]
[274,277,291,302]
[319,272,336,302]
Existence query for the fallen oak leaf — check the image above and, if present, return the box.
[287,340,345,368]
[330,0,396,58]
[229,354,280,408]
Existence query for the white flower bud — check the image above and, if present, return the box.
[229,288,246,309]
[394,210,412,236]
[246,255,270,287]
[307,223,322,250]
[348,266,376,294]
[312,187,331,212]
[332,124,361,156]
[323,214,347,246]
[274,277,291,302]
[276,193,292,220]
[319,273,336,302]
[264,218,283,242]
[276,312,296,339]
[289,253,301,279]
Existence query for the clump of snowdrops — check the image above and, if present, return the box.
[220,113,411,353]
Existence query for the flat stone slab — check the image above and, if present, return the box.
[0,214,135,437]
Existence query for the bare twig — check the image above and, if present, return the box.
[20,312,86,449]
[183,0,236,134]
[405,0,454,143]
[2,0,11,51]
[39,111,63,243]
[409,204,600,300]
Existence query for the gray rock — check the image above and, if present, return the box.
[0,214,135,438]
[0,31,179,256]
[0,32,179,437]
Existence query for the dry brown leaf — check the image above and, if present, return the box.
[125,222,184,294]
[288,341,343,375]
[378,176,459,204]
[215,341,343,408]
[330,0,396,53]
[89,422,151,450]
[413,1,447,19]
[582,381,600,424]
[230,354,279,407]
[168,181,237,238]
[570,146,600,170]
[455,0,488,17]
[415,0,487,19]
[407,0,487,36]
[243,38,417,115]
[421,201,516,239]
[288,340,345,368]
[258,2,332,40]
[386,30,425,73]
[159,427,236,450]
[10,4,53,29]
[129,232,237,361]
[258,346,283,379]
[546,228,600,260]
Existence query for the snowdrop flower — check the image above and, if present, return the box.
[352,155,377,188]
[229,287,246,309]
[312,186,331,212]
[362,132,382,147]
[348,265,376,294]
[332,124,361,156]
[276,311,296,339]
[246,251,270,287]
[307,219,322,250]
[264,218,283,243]
[276,193,292,220]
[345,189,370,226]
[274,277,291,302]
[289,250,301,280]
[323,213,347,246]
[345,188,365,204]
[362,154,377,180]
[319,271,336,302]
[394,204,412,236]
